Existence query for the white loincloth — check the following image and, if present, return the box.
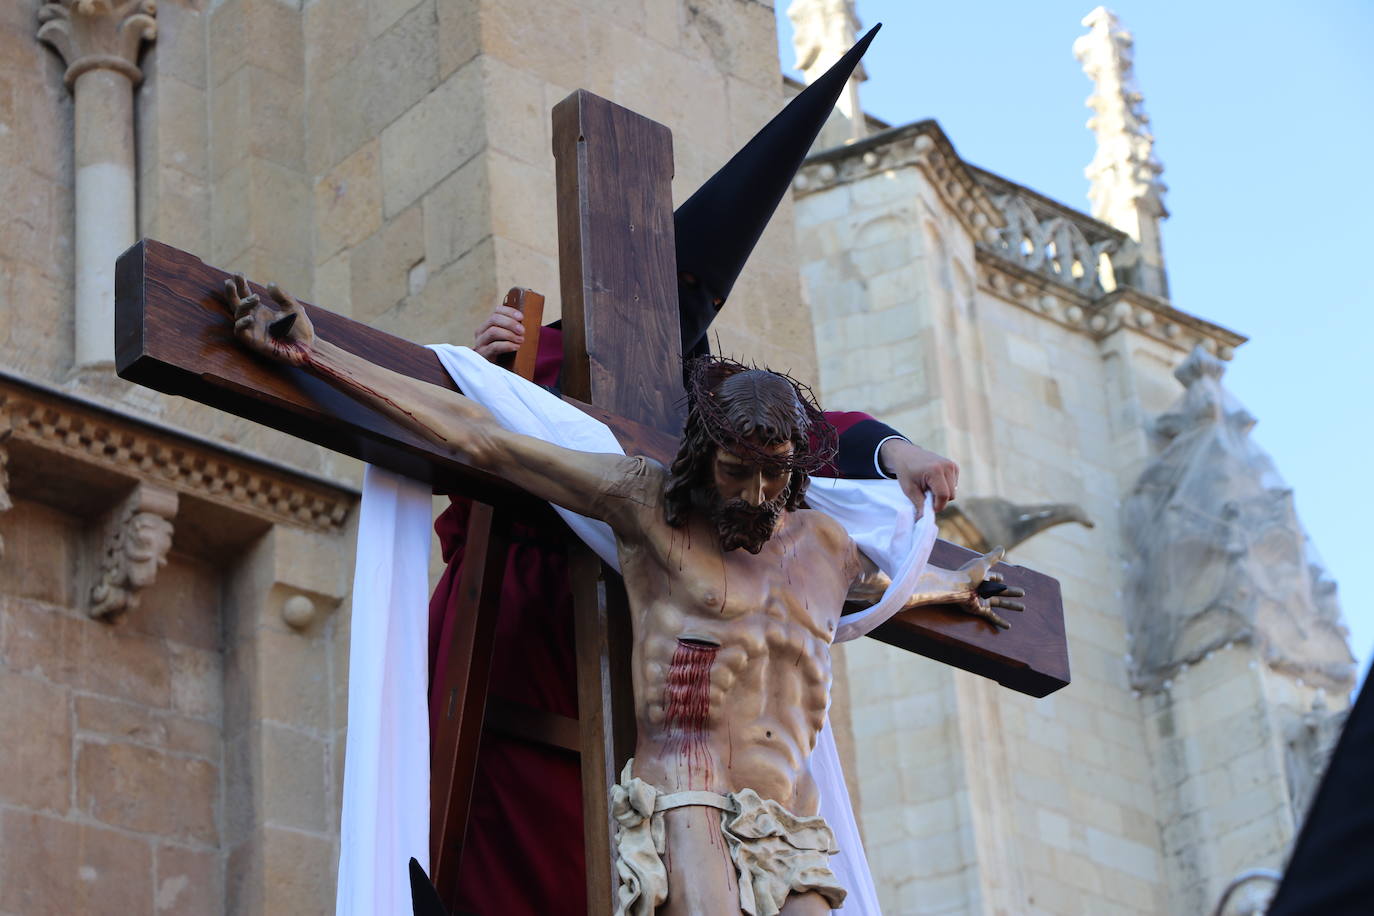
[611,760,846,916]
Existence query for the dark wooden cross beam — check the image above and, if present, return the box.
[116,91,1068,914]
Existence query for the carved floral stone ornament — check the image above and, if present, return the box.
[37,0,157,87]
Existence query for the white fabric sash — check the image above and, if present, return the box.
[335,466,435,916]
[335,345,936,914]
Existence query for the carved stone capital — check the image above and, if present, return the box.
[88,481,177,620]
[37,0,157,89]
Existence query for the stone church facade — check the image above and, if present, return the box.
[0,1,1352,914]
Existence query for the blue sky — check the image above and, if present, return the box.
[775,1,1374,685]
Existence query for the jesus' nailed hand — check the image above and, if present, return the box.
[226,277,1023,916]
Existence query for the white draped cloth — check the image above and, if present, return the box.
[335,346,937,915]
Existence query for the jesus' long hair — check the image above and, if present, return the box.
[664,357,837,528]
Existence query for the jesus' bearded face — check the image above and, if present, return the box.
[706,440,794,554]
[663,361,836,543]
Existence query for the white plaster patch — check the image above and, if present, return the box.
[156,874,189,910]
[78,865,97,882]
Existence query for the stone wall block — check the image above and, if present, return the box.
[0,810,152,914]
[437,0,479,80]
[487,150,557,255]
[75,693,166,746]
[0,596,81,684]
[1084,826,1159,882]
[264,517,349,599]
[246,0,304,85]
[643,0,679,48]
[367,0,428,38]
[315,137,382,262]
[581,16,652,112]
[255,625,329,731]
[303,0,367,89]
[1214,815,1288,877]
[207,0,247,88]
[76,617,172,708]
[655,53,731,157]
[141,71,208,181]
[247,156,312,256]
[380,57,483,219]
[223,635,259,740]
[207,0,302,87]
[423,154,490,272]
[0,162,59,269]
[155,842,221,916]
[480,56,549,168]
[127,553,221,652]
[225,833,263,914]
[145,154,211,257]
[478,0,585,89]
[261,825,334,915]
[165,713,221,761]
[148,0,205,90]
[314,250,352,318]
[76,740,218,844]
[242,243,314,311]
[678,0,777,90]
[374,240,496,345]
[243,67,306,173]
[21,73,74,184]
[354,1,438,143]
[350,202,426,324]
[0,670,71,813]
[222,724,262,849]
[210,161,252,266]
[260,722,327,833]
[169,641,222,719]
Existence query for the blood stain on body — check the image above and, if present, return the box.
[664,639,717,789]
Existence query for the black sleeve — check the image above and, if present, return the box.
[835,419,906,479]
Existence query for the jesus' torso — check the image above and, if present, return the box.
[612,462,858,815]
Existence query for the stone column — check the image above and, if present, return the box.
[787,0,867,149]
[37,0,157,369]
[1074,7,1168,298]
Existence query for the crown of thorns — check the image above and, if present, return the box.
[683,355,838,473]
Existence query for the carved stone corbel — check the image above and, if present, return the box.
[88,481,177,619]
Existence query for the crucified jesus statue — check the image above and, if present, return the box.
[225,277,1022,916]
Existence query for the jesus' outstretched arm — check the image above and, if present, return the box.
[845,545,1025,629]
[224,276,651,530]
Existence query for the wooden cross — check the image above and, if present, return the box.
[115,91,1069,914]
